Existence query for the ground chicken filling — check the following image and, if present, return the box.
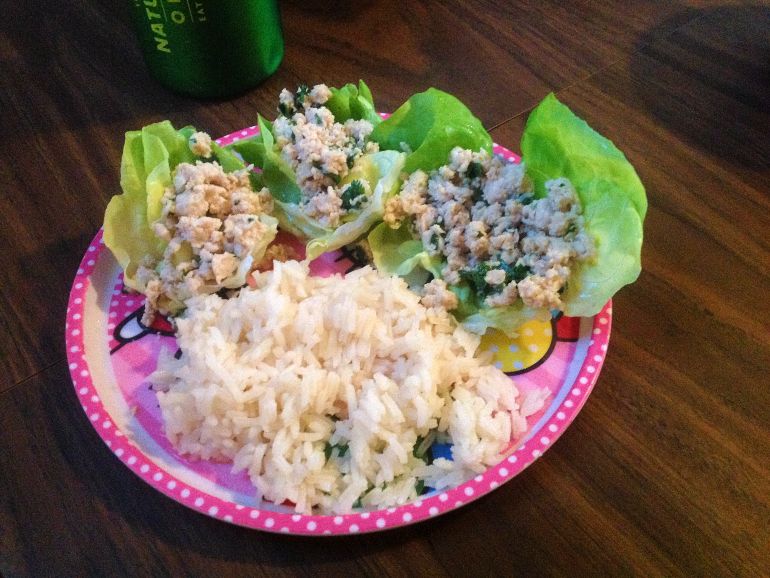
[272,84,379,227]
[135,133,276,325]
[384,147,595,311]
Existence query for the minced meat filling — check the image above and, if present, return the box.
[272,84,379,227]
[384,147,595,311]
[136,134,275,325]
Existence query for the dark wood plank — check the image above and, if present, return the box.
[0,0,703,387]
[278,0,699,124]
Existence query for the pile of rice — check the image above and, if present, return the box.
[151,261,547,514]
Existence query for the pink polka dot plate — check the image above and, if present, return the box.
[65,127,612,535]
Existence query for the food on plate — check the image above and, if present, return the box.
[370,94,646,335]
[150,260,547,514]
[98,81,646,516]
[103,122,278,323]
[230,81,405,260]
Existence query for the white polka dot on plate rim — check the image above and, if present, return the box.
[264,518,274,528]
[349,524,359,533]
[402,513,412,522]
[464,487,474,497]
[376,518,386,528]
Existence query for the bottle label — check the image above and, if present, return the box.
[135,0,209,54]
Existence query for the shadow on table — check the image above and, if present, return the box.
[630,5,770,172]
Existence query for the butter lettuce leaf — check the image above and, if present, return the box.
[326,80,381,125]
[368,221,442,279]
[370,88,492,173]
[231,119,405,259]
[305,150,405,260]
[103,120,278,299]
[368,93,646,335]
[521,93,646,317]
[104,121,196,292]
[460,303,550,336]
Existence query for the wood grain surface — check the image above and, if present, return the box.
[1,1,768,576]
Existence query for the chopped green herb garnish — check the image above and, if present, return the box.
[459,262,532,299]
[341,179,366,210]
[501,261,531,284]
[294,84,310,109]
[518,193,534,205]
[415,480,426,496]
[324,441,350,461]
[467,161,484,180]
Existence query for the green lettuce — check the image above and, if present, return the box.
[369,88,493,173]
[325,80,381,125]
[369,93,646,335]
[104,121,196,292]
[304,150,405,260]
[229,84,404,260]
[103,121,278,299]
[521,93,646,317]
[369,222,442,279]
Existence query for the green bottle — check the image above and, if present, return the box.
[131,0,284,98]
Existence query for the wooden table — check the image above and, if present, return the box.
[2,1,768,575]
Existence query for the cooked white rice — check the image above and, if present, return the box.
[151,260,547,514]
